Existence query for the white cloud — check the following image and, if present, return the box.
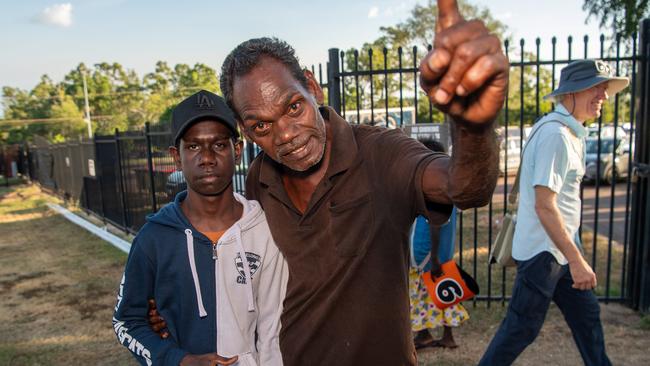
[368,6,379,19]
[369,2,412,19]
[35,3,73,28]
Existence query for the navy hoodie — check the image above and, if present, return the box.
[112,191,286,366]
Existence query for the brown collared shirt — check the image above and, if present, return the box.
[246,107,451,366]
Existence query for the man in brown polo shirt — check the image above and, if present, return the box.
[217,1,507,365]
[150,1,507,364]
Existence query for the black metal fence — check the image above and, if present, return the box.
[628,19,650,313]
[322,24,649,309]
[24,21,650,311]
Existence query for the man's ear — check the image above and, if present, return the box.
[304,69,325,106]
[237,120,253,143]
[234,139,244,165]
[169,145,182,171]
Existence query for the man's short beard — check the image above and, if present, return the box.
[289,138,326,172]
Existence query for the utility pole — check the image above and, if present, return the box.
[82,70,92,138]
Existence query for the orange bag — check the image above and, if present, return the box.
[421,260,479,309]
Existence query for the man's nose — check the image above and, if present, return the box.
[598,87,609,100]
[199,147,217,165]
[273,118,299,146]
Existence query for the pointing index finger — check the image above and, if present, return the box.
[437,0,463,31]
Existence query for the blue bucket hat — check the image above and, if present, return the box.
[544,59,629,102]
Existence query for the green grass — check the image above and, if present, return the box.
[0,184,136,366]
[640,315,650,331]
[0,175,27,188]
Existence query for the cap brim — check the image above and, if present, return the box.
[173,112,240,144]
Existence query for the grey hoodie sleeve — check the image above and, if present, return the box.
[255,245,288,366]
[112,238,187,366]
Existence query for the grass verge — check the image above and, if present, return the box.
[0,184,136,366]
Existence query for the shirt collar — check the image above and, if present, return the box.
[554,103,588,138]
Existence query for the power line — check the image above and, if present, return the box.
[1,85,215,101]
[0,115,115,126]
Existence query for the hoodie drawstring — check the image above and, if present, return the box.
[185,229,208,318]
[234,225,256,312]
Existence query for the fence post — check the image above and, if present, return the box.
[94,134,107,221]
[327,48,342,114]
[114,128,129,232]
[144,122,158,213]
[628,18,650,313]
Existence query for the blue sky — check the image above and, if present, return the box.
[0,0,608,117]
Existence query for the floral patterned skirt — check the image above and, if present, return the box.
[409,267,469,331]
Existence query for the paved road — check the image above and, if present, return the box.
[491,176,632,245]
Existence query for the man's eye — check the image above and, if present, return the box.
[187,144,199,150]
[289,102,301,114]
[253,121,272,133]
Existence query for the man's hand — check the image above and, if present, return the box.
[568,256,598,291]
[420,0,509,125]
[180,353,238,366]
[148,299,169,339]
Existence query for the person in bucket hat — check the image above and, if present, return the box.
[544,59,629,102]
[479,60,628,366]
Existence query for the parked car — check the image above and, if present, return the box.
[587,125,627,139]
[498,136,521,176]
[583,137,631,184]
[165,170,186,198]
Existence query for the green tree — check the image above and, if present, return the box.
[339,0,510,124]
[583,0,650,39]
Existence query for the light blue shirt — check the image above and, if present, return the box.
[512,104,587,265]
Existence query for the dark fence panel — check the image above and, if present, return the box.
[116,129,152,232]
[81,176,103,216]
[95,135,126,229]
[628,18,650,313]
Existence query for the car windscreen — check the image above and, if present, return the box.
[586,139,615,154]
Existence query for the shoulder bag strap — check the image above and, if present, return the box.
[506,113,569,208]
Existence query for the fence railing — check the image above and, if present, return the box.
[23,21,650,311]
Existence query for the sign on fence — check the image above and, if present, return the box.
[88,159,95,177]
[402,123,451,150]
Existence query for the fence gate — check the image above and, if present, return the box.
[628,19,650,313]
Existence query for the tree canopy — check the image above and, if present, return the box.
[583,0,650,39]
[1,61,220,144]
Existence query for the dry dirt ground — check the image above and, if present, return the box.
[416,302,650,365]
[1,184,649,366]
[0,185,136,365]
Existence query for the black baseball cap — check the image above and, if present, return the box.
[171,90,239,145]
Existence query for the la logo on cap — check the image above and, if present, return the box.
[196,93,214,109]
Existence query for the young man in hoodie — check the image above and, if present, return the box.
[112,90,287,366]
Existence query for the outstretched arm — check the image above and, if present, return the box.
[420,0,507,209]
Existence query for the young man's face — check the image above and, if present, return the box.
[169,120,242,196]
[231,57,326,172]
[570,82,609,121]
